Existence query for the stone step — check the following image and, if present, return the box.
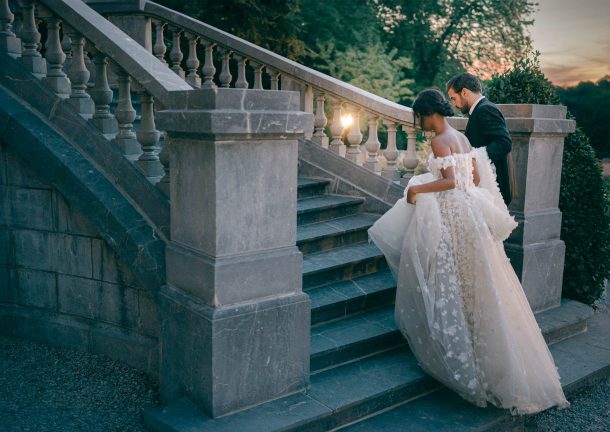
[297,213,379,255]
[144,300,598,432]
[308,270,396,325]
[297,177,330,199]
[144,346,439,432]
[297,195,364,226]
[302,242,387,290]
[310,306,404,373]
[338,300,605,432]
[536,298,594,345]
[308,297,592,374]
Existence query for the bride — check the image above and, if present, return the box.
[368,88,570,415]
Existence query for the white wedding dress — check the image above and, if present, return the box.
[368,147,570,415]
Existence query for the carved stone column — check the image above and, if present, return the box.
[500,104,575,311]
[155,88,313,418]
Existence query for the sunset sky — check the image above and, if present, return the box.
[531,0,610,87]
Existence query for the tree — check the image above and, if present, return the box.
[379,0,536,92]
[155,0,305,59]
[306,40,414,102]
[556,77,610,158]
[486,53,610,306]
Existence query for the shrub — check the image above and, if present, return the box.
[485,52,610,306]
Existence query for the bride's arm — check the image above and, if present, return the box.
[407,139,456,204]
[472,158,480,186]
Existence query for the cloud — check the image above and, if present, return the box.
[542,63,610,87]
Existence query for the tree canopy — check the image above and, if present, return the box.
[156,0,537,104]
[557,77,610,158]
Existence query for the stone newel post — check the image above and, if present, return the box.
[500,104,575,312]
[155,88,313,417]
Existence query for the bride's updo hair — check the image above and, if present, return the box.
[412,88,454,118]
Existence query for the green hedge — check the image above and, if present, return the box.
[485,52,610,306]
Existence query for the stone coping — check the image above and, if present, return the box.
[42,0,191,104]
[84,0,415,125]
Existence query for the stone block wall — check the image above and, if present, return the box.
[0,143,159,375]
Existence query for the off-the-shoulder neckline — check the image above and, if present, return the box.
[429,149,476,161]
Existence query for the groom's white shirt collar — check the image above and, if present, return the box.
[469,95,486,115]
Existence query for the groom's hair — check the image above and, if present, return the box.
[446,73,482,94]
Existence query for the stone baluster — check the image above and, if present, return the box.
[329,98,345,156]
[363,114,381,173]
[218,47,232,87]
[311,91,329,148]
[83,41,95,90]
[250,61,264,89]
[153,19,167,64]
[17,0,45,78]
[346,106,363,164]
[402,126,419,181]
[185,33,201,88]
[0,0,20,57]
[112,65,140,158]
[234,54,248,89]
[303,84,314,139]
[382,120,399,180]
[88,47,118,136]
[41,13,70,98]
[64,27,93,118]
[157,133,170,197]
[200,40,216,89]
[168,26,184,78]
[61,32,72,72]
[135,90,164,179]
[267,68,280,90]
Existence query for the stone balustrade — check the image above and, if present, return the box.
[79,0,425,181]
[3,0,192,194]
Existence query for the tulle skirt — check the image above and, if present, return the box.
[368,150,570,415]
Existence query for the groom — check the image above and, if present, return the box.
[446,73,513,205]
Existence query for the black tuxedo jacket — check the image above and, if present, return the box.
[465,98,512,205]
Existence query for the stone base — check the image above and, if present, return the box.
[67,96,95,118]
[89,115,119,136]
[0,35,21,59]
[42,76,71,99]
[505,240,565,312]
[135,158,164,178]
[112,135,141,156]
[19,55,47,79]
[381,168,401,181]
[159,284,310,418]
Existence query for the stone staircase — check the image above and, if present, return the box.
[145,175,599,432]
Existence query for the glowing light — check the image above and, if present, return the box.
[341,114,353,129]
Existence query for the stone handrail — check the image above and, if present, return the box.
[40,0,191,103]
[86,0,422,181]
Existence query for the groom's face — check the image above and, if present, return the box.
[448,88,470,115]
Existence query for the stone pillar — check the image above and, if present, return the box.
[500,104,575,312]
[155,88,313,418]
[108,15,152,52]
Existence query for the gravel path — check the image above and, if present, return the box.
[0,293,608,431]
[0,336,159,432]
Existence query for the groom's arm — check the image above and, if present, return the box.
[478,105,512,162]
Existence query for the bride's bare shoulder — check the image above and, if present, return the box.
[430,134,453,158]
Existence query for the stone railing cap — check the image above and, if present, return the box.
[497,104,568,119]
[42,0,191,104]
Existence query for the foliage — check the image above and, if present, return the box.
[307,40,414,102]
[559,128,610,305]
[379,0,537,92]
[485,52,560,104]
[557,77,610,158]
[155,0,305,59]
[157,0,536,103]
[486,53,610,306]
